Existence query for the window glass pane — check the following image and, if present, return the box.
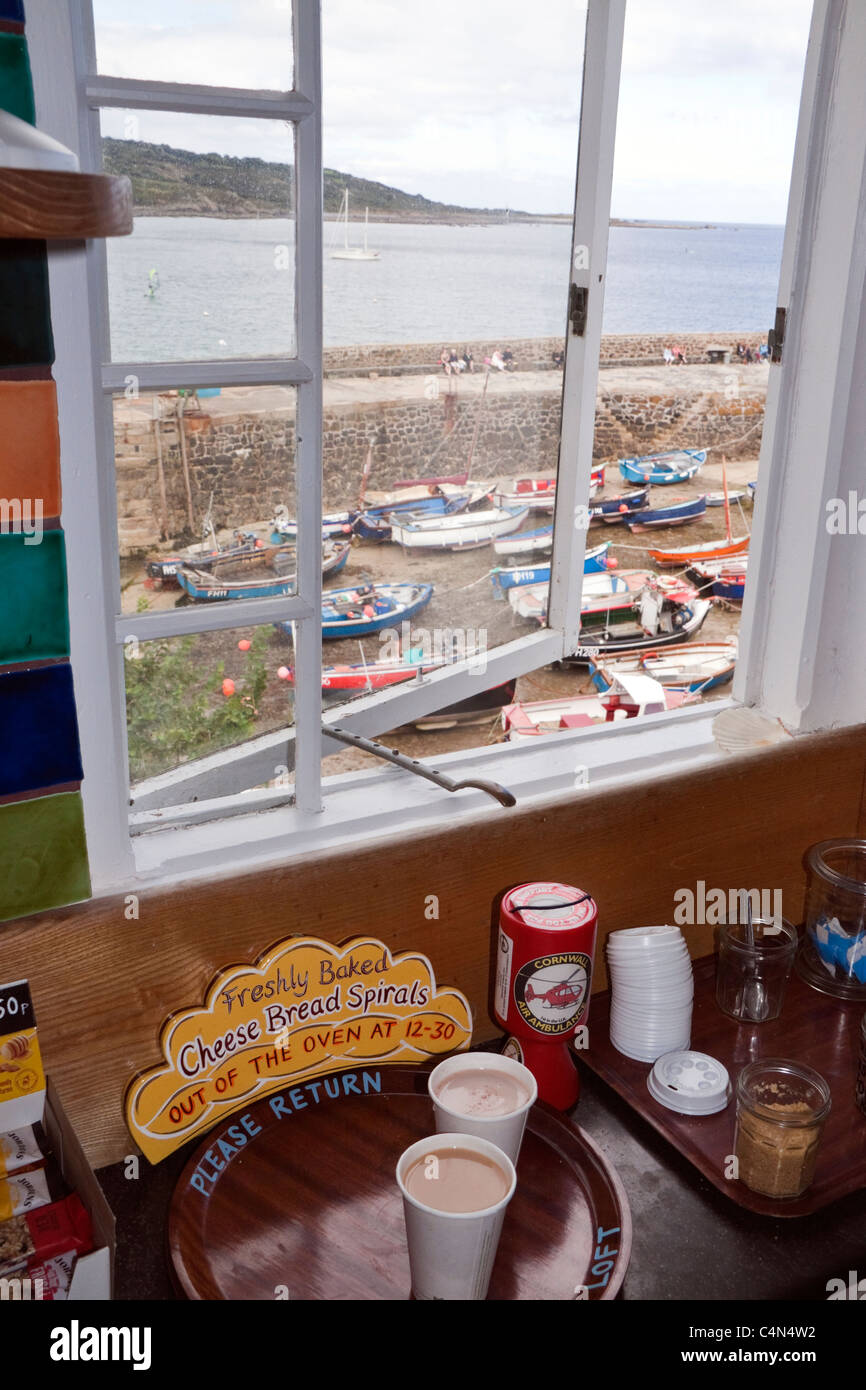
[91,0,294,91]
[124,622,294,787]
[567,0,814,716]
[115,384,297,616]
[102,110,295,361]
[316,0,588,722]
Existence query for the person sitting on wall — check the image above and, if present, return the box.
[440,347,452,374]
[460,348,474,372]
[489,350,506,371]
[663,347,674,365]
[552,349,565,368]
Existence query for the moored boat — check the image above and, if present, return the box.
[691,556,748,602]
[648,533,749,567]
[706,490,746,507]
[627,495,708,531]
[589,639,738,694]
[176,538,351,602]
[619,449,707,485]
[590,489,650,523]
[389,505,529,551]
[271,503,357,543]
[507,569,697,623]
[354,491,472,542]
[492,523,553,557]
[283,582,435,640]
[502,674,689,741]
[491,542,612,596]
[559,595,713,663]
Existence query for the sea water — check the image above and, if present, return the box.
[106,217,785,362]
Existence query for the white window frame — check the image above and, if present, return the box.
[25,0,863,896]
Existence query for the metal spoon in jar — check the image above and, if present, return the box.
[738,899,770,1021]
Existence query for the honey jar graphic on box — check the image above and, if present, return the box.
[494,882,597,1110]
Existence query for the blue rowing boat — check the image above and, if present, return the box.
[626,495,708,531]
[590,488,650,523]
[619,449,707,485]
[354,493,471,542]
[277,582,434,641]
[490,542,612,597]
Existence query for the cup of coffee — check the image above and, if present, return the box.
[428,1053,538,1164]
[396,1133,517,1300]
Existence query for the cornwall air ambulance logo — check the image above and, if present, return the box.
[514,952,591,1035]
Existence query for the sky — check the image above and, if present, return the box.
[93,0,815,223]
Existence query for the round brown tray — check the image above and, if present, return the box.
[168,1064,631,1300]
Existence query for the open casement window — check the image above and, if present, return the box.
[26,0,861,894]
[27,0,625,862]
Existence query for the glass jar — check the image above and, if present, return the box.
[716,917,798,1022]
[734,1059,831,1199]
[797,839,866,1001]
[856,1013,866,1119]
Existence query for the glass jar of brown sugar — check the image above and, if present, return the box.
[735,1059,831,1199]
[856,1013,866,1118]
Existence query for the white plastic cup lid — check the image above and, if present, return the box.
[647,1050,731,1115]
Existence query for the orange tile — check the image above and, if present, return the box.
[0,378,61,517]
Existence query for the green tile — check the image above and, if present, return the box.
[0,530,69,664]
[0,32,34,123]
[0,792,90,924]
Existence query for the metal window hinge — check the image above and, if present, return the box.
[768,306,786,363]
[569,283,588,337]
[324,725,517,808]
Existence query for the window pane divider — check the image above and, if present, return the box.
[546,0,626,654]
[84,75,313,122]
[115,596,314,645]
[102,360,312,392]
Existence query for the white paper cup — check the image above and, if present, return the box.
[428,1053,538,1164]
[396,1132,517,1300]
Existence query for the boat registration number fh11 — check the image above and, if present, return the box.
[125,936,472,1163]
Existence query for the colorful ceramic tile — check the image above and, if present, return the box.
[0,379,61,516]
[0,242,54,368]
[0,664,82,797]
[0,31,33,122]
[0,530,69,663]
[0,791,90,924]
[0,3,25,26]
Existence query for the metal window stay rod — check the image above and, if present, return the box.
[323,726,516,809]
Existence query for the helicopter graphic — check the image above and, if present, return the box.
[524,964,586,1010]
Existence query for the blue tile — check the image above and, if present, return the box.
[0,662,82,796]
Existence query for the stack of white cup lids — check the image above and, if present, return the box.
[607,924,693,1062]
[647,1050,731,1115]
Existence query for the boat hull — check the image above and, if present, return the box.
[627,496,708,530]
[649,534,749,566]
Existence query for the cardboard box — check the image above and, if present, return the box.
[41,1080,115,1300]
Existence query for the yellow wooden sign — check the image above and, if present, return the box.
[125,935,472,1163]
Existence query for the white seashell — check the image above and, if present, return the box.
[712,704,793,754]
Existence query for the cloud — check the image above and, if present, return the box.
[92,0,814,220]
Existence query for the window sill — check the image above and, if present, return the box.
[117,698,736,895]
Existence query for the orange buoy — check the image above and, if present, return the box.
[222,679,236,697]
[277,666,291,680]
[238,639,252,651]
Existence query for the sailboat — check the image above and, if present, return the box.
[331,189,379,261]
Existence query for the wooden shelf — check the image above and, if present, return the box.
[0,169,132,239]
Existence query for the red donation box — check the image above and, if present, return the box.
[494,882,598,1109]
